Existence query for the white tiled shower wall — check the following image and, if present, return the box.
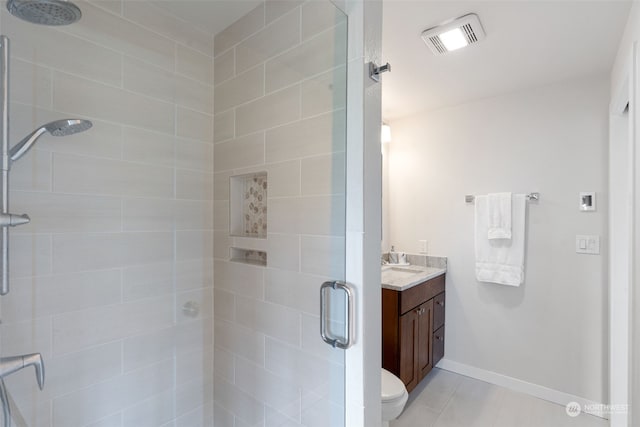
[212,1,348,426]
[0,1,214,426]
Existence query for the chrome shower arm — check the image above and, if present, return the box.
[0,354,44,391]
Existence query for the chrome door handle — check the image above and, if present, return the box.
[320,280,354,349]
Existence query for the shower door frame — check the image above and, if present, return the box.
[338,0,383,426]
[609,38,639,427]
[609,58,631,427]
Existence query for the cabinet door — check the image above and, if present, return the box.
[399,308,419,391]
[418,300,433,381]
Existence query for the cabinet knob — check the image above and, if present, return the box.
[436,335,444,341]
[437,301,444,307]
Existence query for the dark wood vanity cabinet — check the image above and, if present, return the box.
[382,275,445,393]
[398,299,433,391]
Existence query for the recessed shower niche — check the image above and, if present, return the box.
[229,171,267,238]
[230,247,267,266]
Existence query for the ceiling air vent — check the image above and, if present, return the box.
[421,13,485,55]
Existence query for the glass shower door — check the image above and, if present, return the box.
[211,1,349,426]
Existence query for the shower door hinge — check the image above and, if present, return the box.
[369,62,391,82]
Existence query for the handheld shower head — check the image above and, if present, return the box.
[45,118,92,136]
[10,118,92,162]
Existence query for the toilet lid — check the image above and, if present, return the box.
[381,369,406,401]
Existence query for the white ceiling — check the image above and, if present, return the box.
[153,0,261,35]
[382,0,631,121]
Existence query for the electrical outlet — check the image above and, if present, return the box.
[419,240,428,254]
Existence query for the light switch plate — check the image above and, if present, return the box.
[576,235,600,255]
[419,240,428,254]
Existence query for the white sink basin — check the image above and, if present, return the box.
[381,264,446,291]
[386,267,418,274]
[382,267,420,278]
[382,266,422,280]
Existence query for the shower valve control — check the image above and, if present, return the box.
[0,213,30,227]
[182,301,200,317]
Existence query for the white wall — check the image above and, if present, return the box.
[385,75,609,404]
[611,3,640,99]
[382,142,391,255]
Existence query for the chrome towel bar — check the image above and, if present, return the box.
[465,192,540,203]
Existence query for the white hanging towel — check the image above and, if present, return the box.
[487,192,512,240]
[475,194,526,286]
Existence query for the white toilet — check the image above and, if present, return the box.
[381,368,408,427]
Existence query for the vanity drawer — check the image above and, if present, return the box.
[433,325,445,366]
[399,274,445,314]
[433,292,445,331]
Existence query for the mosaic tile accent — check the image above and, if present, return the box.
[242,174,267,237]
[230,172,267,238]
[230,247,267,266]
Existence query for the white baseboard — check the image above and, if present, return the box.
[436,358,609,420]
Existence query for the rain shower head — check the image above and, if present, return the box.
[6,0,82,25]
[10,119,92,162]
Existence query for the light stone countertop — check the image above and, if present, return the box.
[381,264,446,291]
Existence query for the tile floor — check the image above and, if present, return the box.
[391,369,609,427]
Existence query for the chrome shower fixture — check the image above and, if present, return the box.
[0,36,92,296]
[0,353,44,390]
[0,352,45,427]
[6,0,82,25]
[10,119,92,162]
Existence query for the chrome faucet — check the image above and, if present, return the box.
[0,353,44,427]
[0,353,44,390]
[0,379,8,427]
